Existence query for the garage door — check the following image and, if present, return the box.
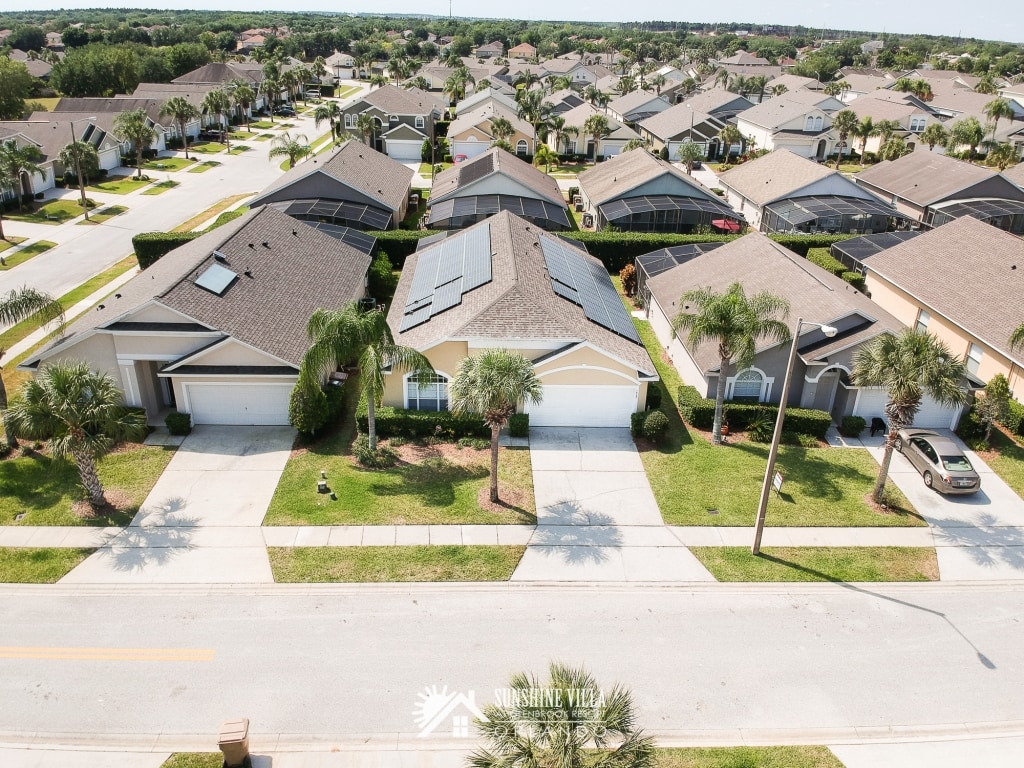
[385,140,423,161]
[852,388,961,429]
[184,383,292,425]
[526,385,639,428]
[452,139,489,159]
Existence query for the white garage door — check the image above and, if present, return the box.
[386,140,423,161]
[185,383,292,425]
[526,385,639,428]
[452,139,489,159]
[852,388,961,429]
[602,143,623,158]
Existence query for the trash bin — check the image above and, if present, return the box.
[218,718,251,768]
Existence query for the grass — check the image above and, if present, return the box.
[0,240,55,270]
[141,181,180,195]
[77,205,128,225]
[252,133,274,142]
[185,141,226,155]
[0,444,175,526]
[227,145,250,155]
[0,236,26,251]
[187,160,222,173]
[248,120,276,129]
[402,191,430,228]
[0,548,94,583]
[87,177,151,195]
[27,96,61,112]
[142,157,196,172]
[269,546,526,582]
[161,755,222,768]
[692,546,939,582]
[978,427,1024,498]
[656,746,845,768]
[171,193,253,232]
[5,198,94,224]
[334,85,360,99]
[418,161,453,175]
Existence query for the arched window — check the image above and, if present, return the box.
[516,139,528,155]
[813,115,823,131]
[406,372,449,412]
[804,116,815,132]
[732,369,764,400]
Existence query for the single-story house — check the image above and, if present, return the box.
[542,88,586,115]
[325,50,356,81]
[475,41,505,59]
[607,91,671,125]
[383,210,657,427]
[854,150,1024,234]
[426,147,570,231]
[576,148,742,232]
[716,149,903,234]
[20,207,372,426]
[447,101,535,160]
[735,95,837,160]
[52,97,171,152]
[642,232,964,428]
[0,115,123,181]
[636,102,729,160]
[508,42,537,60]
[247,139,415,231]
[854,216,1024,398]
[454,88,519,117]
[0,126,57,199]
[548,102,641,159]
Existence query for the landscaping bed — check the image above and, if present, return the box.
[0,548,94,583]
[269,545,526,582]
[691,546,938,582]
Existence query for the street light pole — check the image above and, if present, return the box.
[68,117,95,222]
[752,318,838,555]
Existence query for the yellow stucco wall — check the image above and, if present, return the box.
[110,334,218,358]
[383,340,469,407]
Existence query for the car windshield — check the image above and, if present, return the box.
[942,455,973,472]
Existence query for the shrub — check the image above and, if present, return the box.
[368,250,399,298]
[675,386,832,438]
[352,434,399,467]
[371,229,440,268]
[806,247,845,276]
[508,413,529,438]
[841,271,866,291]
[746,410,775,442]
[458,436,490,450]
[132,232,200,269]
[630,411,646,438]
[289,379,330,435]
[956,408,986,442]
[645,385,662,411]
[619,263,637,296]
[356,399,490,439]
[165,411,192,435]
[1004,399,1024,436]
[838,415,866,437]
[642,410,669,442]
[203,208,246,232]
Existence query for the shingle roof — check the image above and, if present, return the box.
[736,95,826,129]
[859,217,1024,362]
[678,89,755,117]
[0,117,119,161]
[608,90,670,117]
[716,149,845,207]
[718,52,772,66]
[764,74,819,92]
[1002,162,1024,189]
[844,95,921,121]
[577,148,720,207]
[447,101,534,140]
[358,85,445,116]
[387,211,654,375]
[55,96,171,127]
[430,147,563,206]
[638,102,718,141]
[646,232,905,372]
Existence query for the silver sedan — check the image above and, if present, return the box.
[895,429,981,495]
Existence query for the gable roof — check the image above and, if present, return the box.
[54,96,170,127]
[448,101,534,140]
[638,102,719,141]
[248,140,414,213]
[558,102,637,140]
[387,211,654,375]
[737,95,827,130]
[1002,162,1024,189]
[858,216,1024,363]
[577,147,720,207]
[0,117,119,162]
[454,88,518,115]
[172,61,262,85]
[430,147,563,206]
[718,148,842,206]
[765,74,820,92]
[855,150,1024,207]
[678,88,755,116]
[608,90,670,118]
[356,85,445,116]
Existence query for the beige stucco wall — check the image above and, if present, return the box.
[383,340,469,407]
[189,340,285,366]
[111,334,218,359]
[42,334,120,381]
[129,303,198,324]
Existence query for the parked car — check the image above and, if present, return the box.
[453,154,468,163]
[274,105,297,117]
[895,429,981,495]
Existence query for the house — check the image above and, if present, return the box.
[340,85,445,161]
[537,57,612,88]
[447,101,535,159]
[0,126,56,200]
[0,115,124,179]
[20,208,372,426]
[247,140,415,231]
[677,88,755,121]
[542,88,585,115]
[735,95,837,160]
[637,102,729,160]
[53,97,171,152]
[716,149,902,233]
[383,210,657,427]
[551,102,640,159]
[426,147,569,231]
[325,50,356,81]
[576,148,741,232]
[475,41,505,59]
[607,91,671,125]
[454,88,518,117]
[844,91,935,154]
[853,217,1024,397]
[1003,161,1024,191]
[854,150,1024,233]
[764,74,821,95]
[641,232,962,428]
[508,42,537,60]
[131,84,216,138]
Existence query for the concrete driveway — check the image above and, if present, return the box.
[61,426,294,584]
[866,431,1024,580]
[512,428,713,581]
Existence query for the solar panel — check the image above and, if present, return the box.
[194,262,238,296]
[426,195,570,231]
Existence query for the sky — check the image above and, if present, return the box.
[7,2,1024,45]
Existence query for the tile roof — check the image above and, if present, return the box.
[577,148,720,207]
[716,149,844,206]
[858,216,1024,362]
[387,211,654,375]
[430,147,563,206]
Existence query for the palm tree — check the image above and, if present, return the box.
[831,109,858,167]
[314,102,341,144]
[369,74,388,91]
[769,84,789,97]
[0,142,44,211]
[443,66,474,103]
[229,80,256,132]
[268,131,311,169]
[299,303,433,451]
[201,89,232,150]
[546,115,567,155]
[985,141,1018,171]
[853,116,877,165]
[974,75,997,95]
[879,136,911,161]
[947,116,986,162]
[671,282,791,445]
[57,140,99,212]
[533,144,559,173]
[875,119,901,147]
[516,90,552,136]
[852,330,968,502]
[161,96,200,159]
[514,69,541,93]
[615,75,637,96]
[354,112,377,147]
[560,125,579,155]
[650,73,667,95]
[675,140,704,174]
[582,113,611,162]
[489,116,515,143]
[406,75,430,91]
[583,85,603,105]
[747,75,769,102]
[260,76,280,123]
[6,361,146,506]
[984,97,1015,140]
[469,662,654,768]
[0,288,64,449]
[311,55,327,83]
[717,124,743,161]
[449,350,542,504]
[113,110,156,179]
[920,122,948,151]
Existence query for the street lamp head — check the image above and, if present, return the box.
[821,325,838,338]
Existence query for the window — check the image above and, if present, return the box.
[732,369,764,400]
[804,116,815,132]
[516,139,528,155]
[389,114,398,123]
[344,114,353,128]
[967,343,983,375]
[915,310,930,333]
[406,373,449,412]
[909,117,926,132]
[415,116,425,128]
[813,115,823,131]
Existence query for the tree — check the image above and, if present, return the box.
[985,141,1017,171]
[560,126,579,155]
[675,140,704,174]
[314,101,342,144]
[489,116,515,143]
[582,113,611,162]
[354,112,377,147]
[852,330,968,502]
[6,361,146,506]
[449,350,542,504]
[533,144,559,173]
[469,662,654,768]
[671,283,791,445]
[268,132,311,169]
[984,97,1015,140]
[0,59,34,120]
[161,96,200,159]
[920,122,948,151]
[229,80,256,132]
[113,110,156,179]
[717,124,743,161]
[947,116,986,162]
[975,374,1011,446]
[875,119,901,147]
[299,303,434,451]
[202,89,232,149]
[853,116,877,165]
[0,142,43,211]
[57,140,99,201]
[831,109,859,167]
[616,75,637,95]
[0,289,65,448]
[879,136,911,161]
[443,66,475,103]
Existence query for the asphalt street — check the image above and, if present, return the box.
[0,582,1022,747]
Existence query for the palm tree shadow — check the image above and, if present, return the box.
[532,505,621,564]
[101,512,201,573]
[368,457,488,507]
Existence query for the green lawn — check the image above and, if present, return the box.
[269,545,526,582]
[248,120,276,129]
[979,427,1024,497]
[0,444,175,526]
[87,177,151,195]
[0,240,55,270]
[252,133,274,142]
[5,198,94,224]
[402,191,430,228]
[418,161,453,175]
[227,145,250,155]
[0,548,94,583]
[692,547,938,582]
[187,160,222,173]
[657,746,845,768]
[161,755,222,768]
[0,236,26,251]
[185,141,226,155]
[171,193,253,232]
[143,157,196,172]
[631,316,921,527]
[141,181,179,195]
[334,85,360,99]
[77,205,128,225]
[27,96,61,112]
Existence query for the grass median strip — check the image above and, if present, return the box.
[143,157,196,172]
[77,205,128,225]
[87,177,151,195]
[269,545,526,582]
[161,755,222,768]
[657,746,845,768]
[691,546,939,582]
[0,240,55,270]
[171,193,252,232]
[141,180,179,195]
[0,548,95,583]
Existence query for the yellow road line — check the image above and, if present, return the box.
[0,646,215,661]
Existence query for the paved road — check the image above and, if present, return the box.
[0,582,1022,747]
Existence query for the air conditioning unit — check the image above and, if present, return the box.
[572,195,582,205]
[575,202,584,212]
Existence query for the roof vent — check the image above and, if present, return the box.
[213,251,229,263]
[262,241,270,248]
[248,243,256,249]
[292,229,298,236]
[97,304,105,310]
[244,269,253,277]
[115,294,122,299]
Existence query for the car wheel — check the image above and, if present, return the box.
[923,471,934,489]
[894,438,903,452]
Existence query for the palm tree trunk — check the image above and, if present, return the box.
[872,428,898,502]
[180,120,190,160]
[0,372,16,449]
[490,424,500,503]
[0,209,6,242]
[712,356,729,445]
[73,447,105,506]
[366,391,377,452]
[136,146,143,179]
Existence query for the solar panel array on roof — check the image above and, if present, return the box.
[830,231,922,269]
[416,231,455,250]
[540,236,641,344]
[456,152,496,185]
[427,195,571,230]
[598,195,739,222]
[194,262,238,296]
[266,198,392,230]
[400,223,493,331]
[305,222,379,255]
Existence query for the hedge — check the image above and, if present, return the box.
[1004,399,1024,437]
[806,248,866,292]
[676,385,832,439]
[356,398,490,439]
[372,229,440,268]
[132,232,200,269]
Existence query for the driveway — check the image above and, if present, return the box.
[61,426,294,584]
[512,428,714,581]
[866,430,1024,580]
